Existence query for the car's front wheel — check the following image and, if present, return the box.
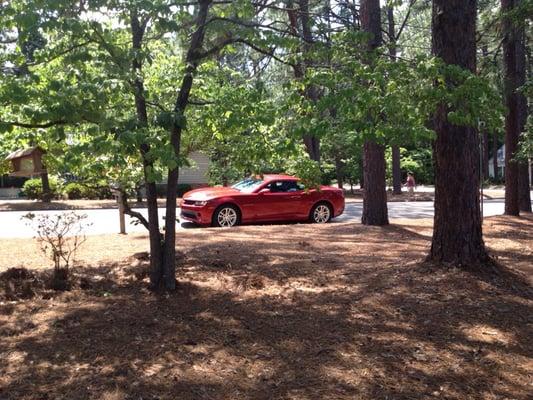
[213,205,240,227]
[310,202,332,223]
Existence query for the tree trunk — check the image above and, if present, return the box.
[387,7,402,195]
[131,10,164,288]
[482,131,490,180]
[334,154,344,189]
[287,0,320,162]
[492,131,499,180]
[502,0,525,216]
[392,145,402,194]
[428,0,488,265]
[360,0,388,226]
[359,156,364,188]
[40,171,51,202]
[362,142,389,225]
[518,162,531,211]
[516,16,531,213]
[480,46,490,182]
[162,0,212,290]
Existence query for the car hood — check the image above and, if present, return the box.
[183,186,241,201]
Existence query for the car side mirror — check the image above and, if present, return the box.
[258,188,270,194]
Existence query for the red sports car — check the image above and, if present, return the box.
[180,174,345,227]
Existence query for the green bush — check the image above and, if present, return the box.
[64,182,114,200]
[21,177,60,200]
[64,182,84,199]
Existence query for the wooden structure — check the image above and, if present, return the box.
[5,146,47,177]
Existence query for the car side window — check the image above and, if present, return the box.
[265,180,303,193]
[284,180,304,192]
[266,181,285,193]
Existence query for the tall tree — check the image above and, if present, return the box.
[493,131,500,180]
[428,0,488,265]
[502,0,526,215]
[387,5,402,195]
[286,0,321,162]
[361,0,388,225]
[161,0,213,289]
[385,1,417,195]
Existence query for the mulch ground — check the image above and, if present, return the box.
[0,215,532,400]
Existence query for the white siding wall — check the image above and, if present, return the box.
[179,151,210,185]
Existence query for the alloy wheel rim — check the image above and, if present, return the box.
[314,205,330,223]
[218,207,237,227]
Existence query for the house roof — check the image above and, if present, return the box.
[5,146,45,161]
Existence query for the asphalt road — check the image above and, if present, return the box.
[0,199,520,238]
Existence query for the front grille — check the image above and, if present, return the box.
[183,200,196,205]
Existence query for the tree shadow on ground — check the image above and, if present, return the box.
[1,220,532,400]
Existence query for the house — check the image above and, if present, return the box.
[179,151,210,187]
[5,146,47,178]
[1,146,47,198]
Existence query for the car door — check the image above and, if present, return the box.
[253,180,303,221]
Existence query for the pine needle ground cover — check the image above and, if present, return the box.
[1,216,531,400]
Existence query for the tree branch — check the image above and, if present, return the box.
[0,119,67,128]
[119,189,150,231]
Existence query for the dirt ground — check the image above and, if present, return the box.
[0,215,532,400]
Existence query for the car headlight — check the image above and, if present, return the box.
[194,200,208,206]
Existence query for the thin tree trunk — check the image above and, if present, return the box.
[360,0,388,226]
[480,45,490,181]
[335,154,344,189]
[516,18,531,212]
[392,145,402,194]
[493,131,499,180]
[518,162,531,211]
[359,156,364,188]
[428,0,488,265]
[131,10,163,287]
[502,0,524,216]
[287,0,320,162]
[162,0,212,290]
[387,6,402,195]
[40,171,51,202]
[482,131,490,180]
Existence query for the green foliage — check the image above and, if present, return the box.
[63,182,84,199]
[21,177,60,200]
[63,182,112,200]
[0,0,513,212]
[286,153,322,189]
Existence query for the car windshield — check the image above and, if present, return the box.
[231,178,264,193]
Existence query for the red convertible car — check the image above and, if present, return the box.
[180,174,345,227]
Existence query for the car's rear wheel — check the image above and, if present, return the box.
[310,202,332,223]
[213,205,240,227]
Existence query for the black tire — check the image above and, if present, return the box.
[309,202,333,223]
[212,204,240,227]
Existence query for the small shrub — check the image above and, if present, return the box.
[63,183,113,200]
[64,182,85,199]
[21,177,60,200]
[22,212,91,290]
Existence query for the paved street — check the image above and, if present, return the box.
[0,199,521,238]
